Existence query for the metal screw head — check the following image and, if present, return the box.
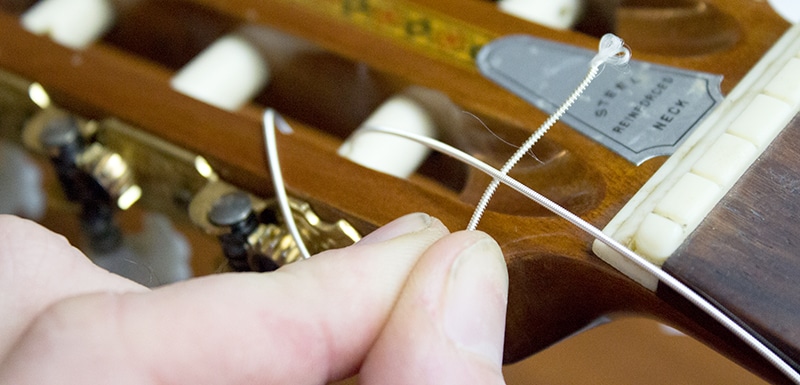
[208,191,253,227]
[40,116,80,150]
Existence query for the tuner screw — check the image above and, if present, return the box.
[40,116,81,152]
[208,191,275,271]
[208,191,255,228]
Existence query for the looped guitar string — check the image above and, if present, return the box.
[261,110,799,383]
[467,33,630,231]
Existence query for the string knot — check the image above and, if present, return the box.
[590,33,630,68]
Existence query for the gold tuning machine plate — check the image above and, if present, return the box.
[1,67,361,271]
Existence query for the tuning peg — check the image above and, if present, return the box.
[38,114,144,252]
[21,0,115,49]
[497,0,583,30]
[39,115,90,200]
[337,94,438,179]
[170,31,270,111]
[191,175,362,272]
[39,116,121,252]
[207,191,278,271]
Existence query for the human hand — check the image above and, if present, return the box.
[0,213,508,384]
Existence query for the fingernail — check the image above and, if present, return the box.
[356,213,433,246]
[443,234,508,365]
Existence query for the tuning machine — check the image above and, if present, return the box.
[2,67,361,273]
[23,108,141,252]
[189,179,361,272]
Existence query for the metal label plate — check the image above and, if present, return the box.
[477,35,724,165]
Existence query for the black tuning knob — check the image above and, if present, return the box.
[40,116,86,201]
[208,191,278,271]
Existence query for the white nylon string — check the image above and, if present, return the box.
[262,109,312,260]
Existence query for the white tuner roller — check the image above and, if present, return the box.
[497,0,584,30]
[21,0,115,50]
[769,0,800,23]
[338,95,437,179]
[170,32,270,111]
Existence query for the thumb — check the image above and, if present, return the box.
[360,231,508,384]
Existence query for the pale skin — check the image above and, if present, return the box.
[0,212,509,384]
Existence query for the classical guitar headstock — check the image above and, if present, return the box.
[0,0,797,382]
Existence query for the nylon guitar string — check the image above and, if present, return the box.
[467,33,630,231]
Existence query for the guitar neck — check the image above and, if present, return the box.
[665,112,800,371]
[594,22,800,377]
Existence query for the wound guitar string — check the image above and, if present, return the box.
[260,34,800,382]
[467,33,630,231]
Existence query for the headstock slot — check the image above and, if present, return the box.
[102,0,239,71]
